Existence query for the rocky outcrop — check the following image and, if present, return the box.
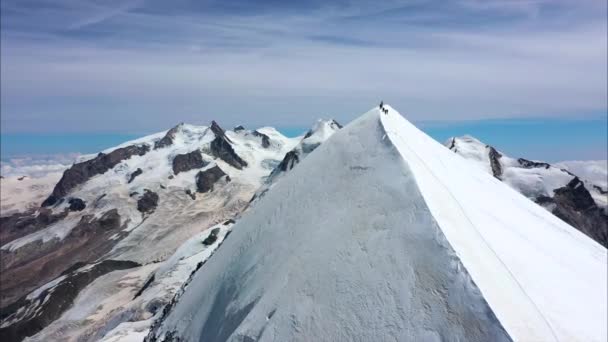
[68,198,86,211]
[137,190,159,214]
[277,150,300,172]
[0,260,140,342]
[252,130,271,148]
[518,158,551,169]
[42,144,150,206]
[487,146,503,179]
[233,125,245,132]
[172,151,207,175]
[0,208,69,245]
[185,189,196,200]
[128,168,143,183]
[447,138,456,151]
[154,124,183,150]
[301,142,321,154]
[0,209,125,309]
[202,228,220,246]
[196,166,229,193]
[209,121,248,170]
[547,177,608,247]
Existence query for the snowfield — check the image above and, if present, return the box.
[150,107,607,341]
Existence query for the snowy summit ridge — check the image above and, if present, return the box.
[149,106,607,342]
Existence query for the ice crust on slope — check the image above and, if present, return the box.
[153,109,513,341]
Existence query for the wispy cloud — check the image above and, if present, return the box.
[1,0,606,132]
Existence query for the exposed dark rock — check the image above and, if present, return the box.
[196,165,229,193]
[42,144,150,206]
[0,208,69,245]
[17,176,27,181]
[0,260,140,342]
[209,121,248,170]
[559,168,576,177]
[160,184,166,189]
[137,190,159,214]
[129,192,139,197]
[133,274,156,299]
[518,158,551,169]
[185,189,196,200]
[68,198,86,211]
[0,209,125,309]
[252,130,271,148]
[154,124,183,150]
[487,146,503,179]
[549,177,608,248]
[202,228,221,246]
[172,151,207,175]
[234,125,245,132]
[60,261,88,276]
[535,195,554,205]
[223,219,235,225]
[128,168,143,183]
[593,185,607,195]
[448,138,456,150]
[168,175,174,179]
[277,150,300,172]
[301,142,321,154]
[555,177,596,210]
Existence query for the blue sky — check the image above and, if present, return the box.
[1,0,606,159]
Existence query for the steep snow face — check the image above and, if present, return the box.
[151,111,513,341]
[152,107,606,342]
[383,107,607,342]
[446,135,608,248]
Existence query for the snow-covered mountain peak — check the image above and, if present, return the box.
[252,118,343,203]
[150,106,606,342]
[303,118,342,144]
[446,134,607,247]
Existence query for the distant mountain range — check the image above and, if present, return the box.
[446,136,607,247]
[0,107,605,342]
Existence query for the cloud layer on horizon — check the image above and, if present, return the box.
[1,0,606,132]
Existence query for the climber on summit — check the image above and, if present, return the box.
[379,101,384,109]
